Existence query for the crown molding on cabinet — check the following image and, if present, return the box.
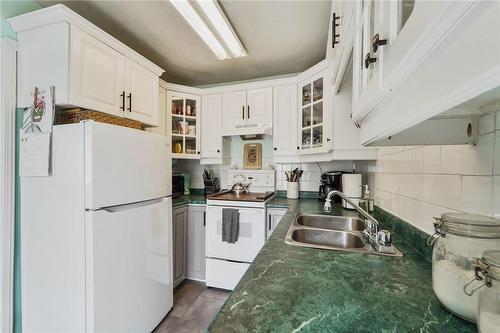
[7,4,164,76]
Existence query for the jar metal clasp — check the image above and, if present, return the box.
[426,217,446,246]
[463,257,492,296]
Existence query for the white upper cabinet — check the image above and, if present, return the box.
[328,1,356,93]
[124,59,159,125]
[246,88,273,124]
[202,94,223,159]
[353,1,500,145]
[70,26,125,118]
[272,85,297,157]
[9,4,163,127]
[222,88,272,135]
[222,91,247,132]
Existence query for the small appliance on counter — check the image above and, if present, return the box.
[172,173,184,198]
[203,169,220,195]
[318,171,348,202]
[342,173,362,209]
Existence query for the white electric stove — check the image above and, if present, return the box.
[205,169,275,290]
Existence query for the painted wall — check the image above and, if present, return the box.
[2,2,43,332]
[0,1,41,38]
[365,111,500,235]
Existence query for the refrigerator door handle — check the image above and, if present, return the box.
[99,197,168,213]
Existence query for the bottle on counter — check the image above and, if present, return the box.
[360,185,374,212]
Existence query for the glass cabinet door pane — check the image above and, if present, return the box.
[302,83,311,106]
[185,99,197,117]
[313,78,323,102]
[302,106,312,128]
[171,97,184,115]
[301,128,311,149]
[185,137,197,155]
[312,102,323,126]
[172,137,183,154]
[312,126,323,148]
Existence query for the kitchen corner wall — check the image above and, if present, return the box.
[173,135,364,192]
[366,111,500,235]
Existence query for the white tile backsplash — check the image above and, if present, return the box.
[368,126,500,234]
[493,176,500,218]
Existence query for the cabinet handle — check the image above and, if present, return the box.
[268,214,271,231]
[247,105,250,119]
[372,33,387,53]
[197,151,200,154]
[120,91,125,111]
[364,53,377,69]
[242,106,245,119]
[203,211,206,227]
[127,93,132,112]
[273,147,277,151]
[327,138,331,142]
[332,12,340,48]
[217,149,220,153]
[296,146,300,150]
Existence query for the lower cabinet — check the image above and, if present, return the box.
[267,208,287,239]
[187,205,206,281]
[173,206,188,287]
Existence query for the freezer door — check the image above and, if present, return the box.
[85,121,171,209]
[85,197,173,333]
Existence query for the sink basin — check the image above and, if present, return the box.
[285,214,403,257]
[296,214,365,231]
[292,229,365,249]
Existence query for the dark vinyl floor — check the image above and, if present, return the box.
[153,280,230,333]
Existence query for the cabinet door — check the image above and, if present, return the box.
[201,94,222,158]
[187,206,206,281]
[266,209,287,239]
[272,85,297,156]
[146,86,167,136]
[246,87,273,125]
[222,90,247,133]
[70,26,125,117]
[298,72,330,154]
[173,206,188,287]
[124,59,159,126]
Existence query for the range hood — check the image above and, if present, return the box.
[222,122,273,138]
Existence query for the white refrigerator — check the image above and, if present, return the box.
[21,121,173,333]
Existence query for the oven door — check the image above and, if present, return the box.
[206,205,266,262]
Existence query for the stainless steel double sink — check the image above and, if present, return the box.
[285,214,403,257]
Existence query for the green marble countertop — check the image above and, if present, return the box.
[172,195,207,207]
[209,197,477,333]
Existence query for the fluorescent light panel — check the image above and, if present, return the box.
[197,0,247,58]
[169,0,229,60]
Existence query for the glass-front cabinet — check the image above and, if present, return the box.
[167,91,201,159]
[298,71,330,154]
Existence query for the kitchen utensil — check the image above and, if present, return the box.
[230,174,251,194]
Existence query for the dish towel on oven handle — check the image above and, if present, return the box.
[222,208,240,243]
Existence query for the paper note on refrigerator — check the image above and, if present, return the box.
[20,86,55,177]
[19,132,51,177]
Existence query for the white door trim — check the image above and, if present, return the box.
[0,36,18,333]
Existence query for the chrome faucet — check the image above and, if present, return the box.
[324,190,394,253]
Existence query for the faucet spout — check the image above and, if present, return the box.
[324,190,377,225]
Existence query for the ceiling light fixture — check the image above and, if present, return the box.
[169,0,229,60]
[197,0,247,58]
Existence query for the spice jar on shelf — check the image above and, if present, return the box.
[427,213,500,322]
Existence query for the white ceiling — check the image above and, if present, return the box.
[37,0,331,86]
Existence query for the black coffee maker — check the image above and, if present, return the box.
[318,171,346,202]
